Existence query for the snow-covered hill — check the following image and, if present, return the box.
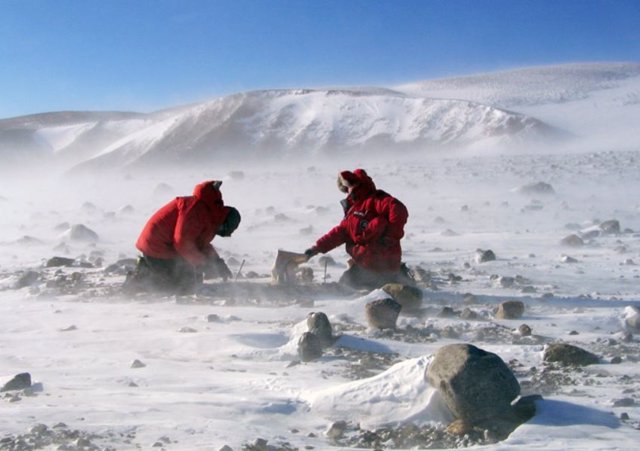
[2,62,639,173]
[0,90,561,172]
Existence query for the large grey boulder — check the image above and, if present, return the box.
[426,344,520,424]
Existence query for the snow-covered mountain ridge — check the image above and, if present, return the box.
[2,62,638,172]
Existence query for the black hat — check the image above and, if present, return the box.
[218,206,241,237]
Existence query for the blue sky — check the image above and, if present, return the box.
[1,0,638,118]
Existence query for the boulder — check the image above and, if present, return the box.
[381,283,423,311]
[623,306,640,332]
[496,301,525,319]
[13,271,40,289]
[543,343,599,366]
[65,224,99,242]
[1,372,32,391]
[514,182,555,196]
[560,234,584,247]
[46,256,76,267]
[307,312,334,348]
[365,298,402,329]
[475,249,496,263]
[599,219,621,234]
[426,343,520,424]
[297,332,323,362]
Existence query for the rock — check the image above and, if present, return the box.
[460,308,478,320]
[381,283,423,311]
[560,255,578,263]
[131,359,146,368]
[1,373,32,391]
[45,256,76,267]
[365,298,402,329]
[475,249,496,263]
[307,312,334,348]
[623,306,640,332]
[517,324,532,336]
[496,301,525,319]
[64,224,99,242]
[13,270,40,289]
[599,219,621,234]
[437,307,457,318]
[297,332,323,362]
[463,293,478,304]
[326,420,348,439]
[426,343,521,425]
[515,182,555,196]
[560,234,584,247]
[543,343,600,366]
[104,258,137,275]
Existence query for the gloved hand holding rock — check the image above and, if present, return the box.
[304,247,319,260]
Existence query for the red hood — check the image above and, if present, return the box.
[341,169,376,202]
[193,180,224,210]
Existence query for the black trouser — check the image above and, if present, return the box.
[339,263,414,290]
[130,255,201,294]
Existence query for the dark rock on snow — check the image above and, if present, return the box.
[365,298,402,330]
[426,344,522,425]
[496,300,525,319]
[543,343,600,366]
[1,372,32,391]
[381,283,423,312]
[298,332,323,362]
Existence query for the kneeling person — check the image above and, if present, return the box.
[304,169,411,290]
[127,180,240,294]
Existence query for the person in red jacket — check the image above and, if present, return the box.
[125,180,240,294]
[304,169,412,290]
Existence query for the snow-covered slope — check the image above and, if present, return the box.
[0,90,561,172]
[396,62,640,147]
[3,62,639,173]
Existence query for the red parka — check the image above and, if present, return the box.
[136,181,230,267]
[314,169,408,272]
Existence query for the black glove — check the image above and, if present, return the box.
[204,257,233,281]
[304,247,319,260]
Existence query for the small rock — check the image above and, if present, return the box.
[381,283,423,311]
[46,256,76,267]
[561,234,584,247]
[326,420,348,439]
[518,324,532,336]
[131,359,146,369]
[599,219,621,234]
[475,249,496,263]
[298,332,323,362]
[365,298,402,329]
[307,312,334,348]
[543,343,599,366]
[1,373,32,392]
[496,301,525,319]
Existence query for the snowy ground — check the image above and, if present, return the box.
[1,147,640,450]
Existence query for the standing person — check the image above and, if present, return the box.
[304,169,411,290]
[125,180,240,294]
